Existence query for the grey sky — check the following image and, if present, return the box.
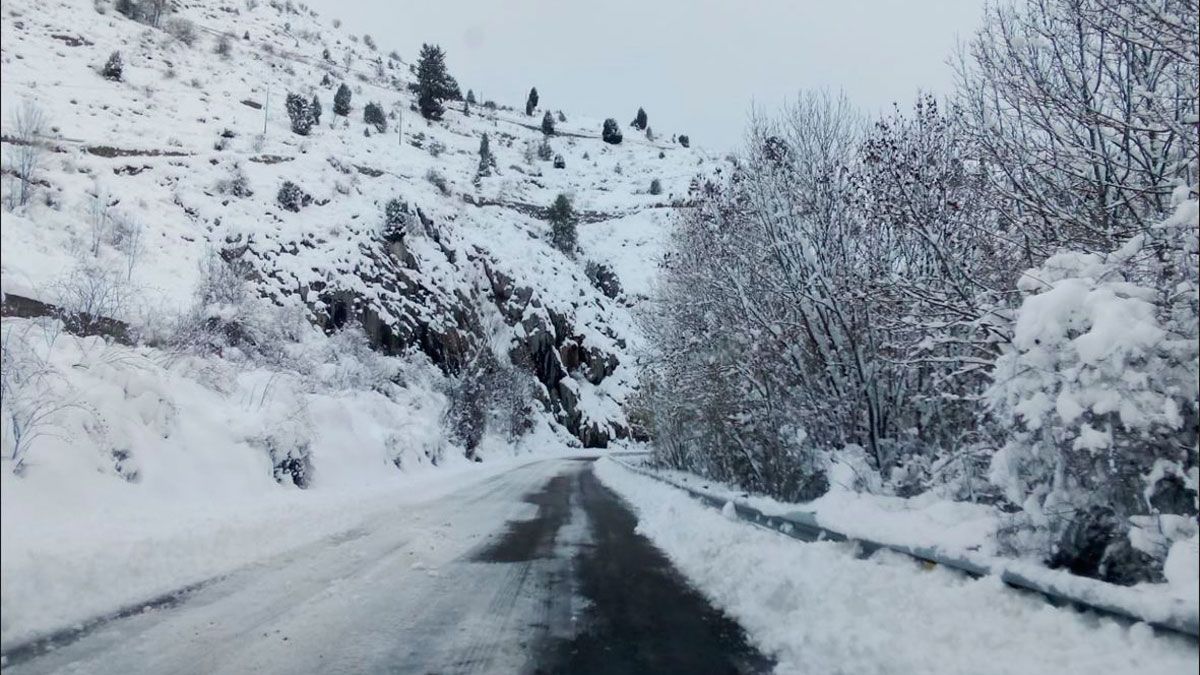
[306,0,986,151]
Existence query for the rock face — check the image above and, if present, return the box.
[223,208,630,448]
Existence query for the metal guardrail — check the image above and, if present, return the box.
[609,457,1200,639]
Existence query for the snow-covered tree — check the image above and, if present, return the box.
[333,82,351,116]
[525,87,539,116]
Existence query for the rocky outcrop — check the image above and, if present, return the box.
[222,210,629,447]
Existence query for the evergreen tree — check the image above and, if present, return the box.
[602,118,623,144]
[333,82,351,116]
[466,89,477,105]
[631,107,648,130]
[416,43,459,121]
[363,102,387,133]
[101,51,123,81]
[476,133,496,178]
[541,110,555,135]
[678,134,690,148]
[547,194,577,255]
[310,94,322,125]
[285,92,314,135]
[525,87,539,116]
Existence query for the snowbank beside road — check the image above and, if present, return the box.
[595,457,1199,675]
[0,317,570,650]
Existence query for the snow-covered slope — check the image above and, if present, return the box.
[1,0,711,446]
[0,0,713,646]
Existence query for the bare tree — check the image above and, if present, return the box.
[955,0,1199,256]
[3,99,47,211]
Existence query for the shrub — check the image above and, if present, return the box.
[649,178,662,195]
[285,92,314,135]
[428,139,446,157]
[363,101,387,133]
[384,198,408,233]
[101,51,124,81]
[276,180,311,211]
[216,164,253,197]
[678,134,689,148]
[214,34,232,58]
[537,139,554,161]
[165,17,198,46]
[425,169,449,195]
[602,118,622,144]
[553,154,566,169]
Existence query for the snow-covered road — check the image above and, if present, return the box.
[2,458,770,675]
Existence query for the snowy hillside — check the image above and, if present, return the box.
[1,0,712,450]
[0,0,717,645]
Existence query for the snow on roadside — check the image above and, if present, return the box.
[0,316,571,650]
[595,457,1199,675]
[627,457,1200,627]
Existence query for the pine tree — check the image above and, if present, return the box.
[310,94,322,125]
[466,89,477,105]
[631,107,648,130]
[541,110,555,135]
[525,87,539,116]
[363,102,387,133]
[334,83,351,116]
[101,51,123,81]
[547,193,577,256]
[476,133,496,178]
[286,92,314,135]
[602,118,623,144]
[416,43,458,121]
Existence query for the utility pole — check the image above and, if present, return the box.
[263,85,270,137]
[397,106,403,148]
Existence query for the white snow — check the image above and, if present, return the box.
[595,457,1199,675]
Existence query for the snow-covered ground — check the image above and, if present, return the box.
[0,317,577,649]
[595,457,1199,675]
[1,0,709,649]
[616,455,1200,632]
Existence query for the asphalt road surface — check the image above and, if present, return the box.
[3,458,773,675]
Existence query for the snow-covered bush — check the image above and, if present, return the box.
[163,17,197,46]
[425,169,449,196]
[363,101,386,133]
[987,194,1199,579]
[1,322,75,471]
[101,51,123,81]
[216,164,253,198]
[285,92,314,136]
[602,118,622,144]
[276,180,311,212]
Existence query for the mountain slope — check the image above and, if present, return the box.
[1,0,711,447]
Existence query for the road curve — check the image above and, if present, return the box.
[3,457,771,675]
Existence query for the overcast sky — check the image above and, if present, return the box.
[306,0,986,152]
